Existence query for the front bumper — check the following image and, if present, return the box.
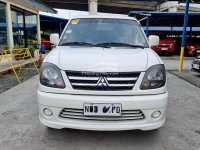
[37,90,168,131]
[152,46,174,54]
[191,62,200,73]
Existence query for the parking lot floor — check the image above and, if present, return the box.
[0,72,200,150]
[169,71,200,88]
[160,56,200,88]
[161,56,193,71]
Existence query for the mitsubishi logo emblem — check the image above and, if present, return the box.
[97,77,109,87]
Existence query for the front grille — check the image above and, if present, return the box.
[60,108,145,121]
[66,71,140,91]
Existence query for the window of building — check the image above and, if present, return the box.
[0,2,7,51]
[11,6,37,48]
[11,7,25,47]
[25,11,37,47]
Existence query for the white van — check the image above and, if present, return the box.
[37,15,168,131]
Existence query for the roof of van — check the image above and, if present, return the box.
[70,14,138,21]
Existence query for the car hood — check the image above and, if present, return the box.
[190,44,200,48]
[46,46,161,72]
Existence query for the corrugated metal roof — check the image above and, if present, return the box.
[129,11,200,16]
[129,11,200,27]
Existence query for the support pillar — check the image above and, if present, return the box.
[179,0,190,73]
[36,13,41,49]
[5,2,14,49]
[88,0,98,15]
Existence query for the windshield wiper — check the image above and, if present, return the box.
[59,42,145,49]
[59,42,95,46]
[95,42,145,49]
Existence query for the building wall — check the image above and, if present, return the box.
[0,0,40,50]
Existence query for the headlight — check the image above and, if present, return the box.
[40,62,65,88]
[140,64,166,90]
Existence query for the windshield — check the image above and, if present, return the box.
[59,18,148,47]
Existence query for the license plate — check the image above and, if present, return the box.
[193,64,200,69]
[84,103,121,116]
[161,48,168,50]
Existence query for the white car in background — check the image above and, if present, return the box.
[37,15,168,131]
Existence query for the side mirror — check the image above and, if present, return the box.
[50,33,59,46]
[148,35,160,47]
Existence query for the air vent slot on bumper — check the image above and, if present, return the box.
[60,108,145,121]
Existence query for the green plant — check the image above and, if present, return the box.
[0,45,9,55]
[28,46,36,57]
[13,46,24,60]
[3,45,8,50]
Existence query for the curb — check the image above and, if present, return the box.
[0,59,39,75]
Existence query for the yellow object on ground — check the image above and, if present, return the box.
[179,47,185,73]
[0,48,39,83]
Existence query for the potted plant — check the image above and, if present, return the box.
[28,46,35,58]
[12,46,23,61]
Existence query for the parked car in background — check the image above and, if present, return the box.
[174,38,200,56]
[41,35,51,50]
[185,38,200,56]
[37,15,168,131]
[150,33,174,56]
[192,50,200,73]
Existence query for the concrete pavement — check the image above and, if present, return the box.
[0,51,43,74]
[0,72,200,150]
[161,56,193,71]
[161,56,200,88]
[170,71,200,88]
